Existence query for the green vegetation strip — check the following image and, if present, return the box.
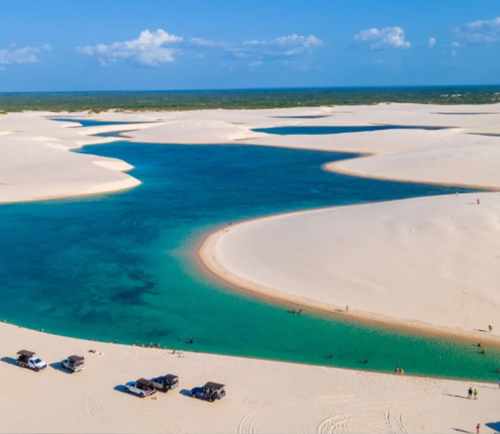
[1,87,500,112]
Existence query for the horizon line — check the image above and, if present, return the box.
[2,84,500,95]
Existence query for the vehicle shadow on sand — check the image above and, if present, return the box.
[485,421,500,432]
[113,385,129,394]
[49,362,72,374]
[179,389,193,397]
[1,357,19,366]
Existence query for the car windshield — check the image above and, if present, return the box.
[33,358,42,364]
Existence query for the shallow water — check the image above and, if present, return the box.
[253,125,447,135]
[0,130,498,381]
[51,118,154,127]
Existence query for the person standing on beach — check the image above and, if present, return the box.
[395,366,399,374]
[346,305,349,312]
[474,389,478,400]
[468,387,473,399]
[476,423,480,433]
[497,378,500,388]
[489,325,493,332]
[400,368,404,375]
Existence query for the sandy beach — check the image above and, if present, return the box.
[200,192,500,341]
[1,322,499,434]
[2,105,500,432]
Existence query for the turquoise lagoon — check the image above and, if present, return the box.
[252,125,447,135]
[0,126,497,381]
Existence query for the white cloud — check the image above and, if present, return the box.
[78,30,322,68]
[456,16,500,43]
[193,33,323,65]
[249,60,263,68]
[275,34,323,52]
[0,44,51,66]
[354,27,411,49]
[429,37,436,48]
[243,34,323,56]
[190,38,229,48]
[78,29,183,66]
[450,41,461,47]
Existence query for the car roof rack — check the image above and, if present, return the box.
[164,374,178,381]
[17,350,35,357]
[204,382,225,389]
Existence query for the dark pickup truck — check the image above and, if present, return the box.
[150,374,179,392]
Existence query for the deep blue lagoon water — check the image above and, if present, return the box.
[253,125,447,135]
[0,127,498,381]
[51,118,154,127]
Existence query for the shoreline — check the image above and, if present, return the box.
[197,200,500,349]
[0,319,497,385]
[1,320,499,433]
[0,177,141,206]
[324,155,500,192]
[3,108,500,367]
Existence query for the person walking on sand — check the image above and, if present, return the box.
[474,388,478,400]
[489,325,493,332]
[400,368,404,375]
[497,378,500,388]
[346,305,349,312]
[468,387,473,399]
[477,198,481,205]
[395,366,400,374]
[476,423,480,433]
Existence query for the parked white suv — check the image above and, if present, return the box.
[125,378,156,398]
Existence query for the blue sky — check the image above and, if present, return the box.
[1,0,500,91]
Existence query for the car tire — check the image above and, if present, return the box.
[35,367,39,372]
[125,388,130,393]
[141,393,146,398]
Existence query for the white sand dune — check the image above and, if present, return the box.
[0,113,161,204]
[0,323,497,434]
[201,192,500,338]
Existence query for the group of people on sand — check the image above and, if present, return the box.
[394,366,404,375]
[468,387,478,400]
